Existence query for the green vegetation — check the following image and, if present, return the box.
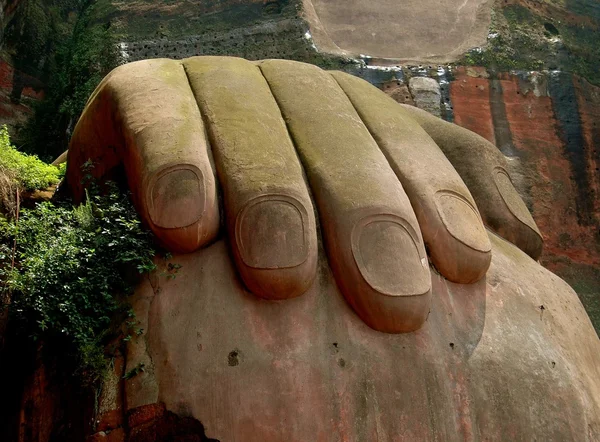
[92,0,300,41]
[6,0,82,82]
[558,22,600,85]
[0,130,157,386]
[463,3,600,86]
[0,125,63,191]
[0,188,156,385]
[463,6,553,71]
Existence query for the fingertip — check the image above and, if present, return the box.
[496,221,544,261]
[492,167,544,260]
[148,165,205,229]
[335,214,432,333]
[429,190,492,284]
[430,243,491,284]
[524,229,544,260]
[152,222,218,254]
[237,262,318,300]
[233,194,318,300]
[145,164,219,253]
[353,289,433,334]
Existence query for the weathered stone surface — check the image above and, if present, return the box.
[0,57,43,129]
[0,338,95,442]
[63,57,600,440]
[96,350,125,433]
[409,76,442,117]
[124,234,600,441]
[69,57,527,333]
[445,67,600,330]
[381,79,414,105]
[381,66,600,332]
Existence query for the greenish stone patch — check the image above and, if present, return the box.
[462,3,600,86]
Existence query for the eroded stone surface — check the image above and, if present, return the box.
[409,76,442,117]
[124,234,600,441]
[62,57,600,440]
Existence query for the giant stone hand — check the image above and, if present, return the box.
[67,57,600,441]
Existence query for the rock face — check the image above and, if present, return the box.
[93,1,600,325]
[0,57,43,128]
[446,67,600,329]
[100,0,493,64]
[0,0,42,129]
[372,64,600,331]
[0,0,598,439]
[0,0,22,47]
[408,77,442,117]
[307,0,493,62]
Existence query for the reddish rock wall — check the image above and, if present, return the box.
[0,56,44,129]
[449,67,495,144]
[446,67,600,326]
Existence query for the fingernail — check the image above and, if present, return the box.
[435,191,491,252]
[149,167,204,229]
[236,196,308,269]
[493,168,541,236]
[352,217,430,296]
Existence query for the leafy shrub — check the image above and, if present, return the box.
[0,125,63,191]
[0,185,157,385]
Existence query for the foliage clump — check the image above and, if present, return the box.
[0,127,156,385]
[0,186,156,385]
[0,125,63,192]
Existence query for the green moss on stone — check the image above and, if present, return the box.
[462,3,600,85]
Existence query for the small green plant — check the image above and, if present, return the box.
[123,362,145,380]
[0,125,63,191]
[0,181,157,386]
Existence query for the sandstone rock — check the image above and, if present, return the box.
[123,233,600,441]
[409,76,442,117]
[381,79,414,105]
[63,57,600,440]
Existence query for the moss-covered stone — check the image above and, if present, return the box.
[462,1,600,86]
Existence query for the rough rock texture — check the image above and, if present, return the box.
[0,56,43,129]
[0,0,22,47]
[0,337,95,442]
[119,19,321,64]
[408,76,442,117]
[100,0,494,64]
[2,55,599,441]
[0,0,597,439]
[115,234,600,441]
[58,57,600,441]
[108,0,492,63]
[69,57,540,333]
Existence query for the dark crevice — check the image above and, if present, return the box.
[489,78,518,158]
[128,406,220,442]
[548,73,594,225]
